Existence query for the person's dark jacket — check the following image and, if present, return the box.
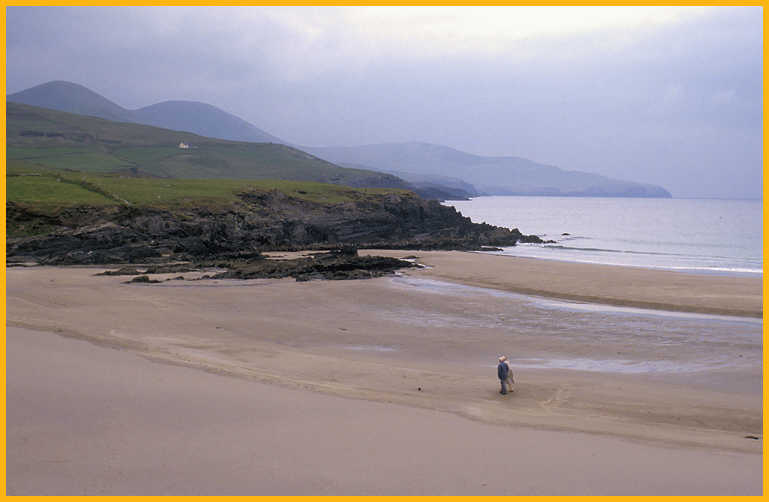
[497,361,509,380]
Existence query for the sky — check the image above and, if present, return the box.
[6,6,763,198]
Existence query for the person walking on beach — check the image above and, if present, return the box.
[502,356,515,392]
[502,355,515,393]
[497,356,510,395]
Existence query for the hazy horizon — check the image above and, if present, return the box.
[7,6,763,199]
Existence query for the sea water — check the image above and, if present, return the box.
[444,196,762,276]
[388,276,761,384]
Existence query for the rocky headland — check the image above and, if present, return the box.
[7,189,545,276]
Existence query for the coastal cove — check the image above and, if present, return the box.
[6,251,762,494]
[6,6,763,496]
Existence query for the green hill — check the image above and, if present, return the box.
[7,162,407,213]
[6,102,410,189]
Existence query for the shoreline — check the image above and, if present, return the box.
[353,250,762,318]
[11,247,763,318]
[477,249,763,278]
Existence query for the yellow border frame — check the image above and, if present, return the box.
[0,3,765,498]
[1,3,6,498]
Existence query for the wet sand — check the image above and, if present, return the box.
[7,326,760,495]
[357,250,763,317]
[6,252,763,494]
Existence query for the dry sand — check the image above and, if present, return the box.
[6,251,763,494]
[7,326,760,496]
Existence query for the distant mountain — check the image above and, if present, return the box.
[8,81,282,144]
[8,81,672,198]
[305,142,672,198]
[6,102,409,190]
[379,171,478,196]
[338,162,478,200]
[380,170,478,201]
[133,100,282,143]
[7,80,128,122]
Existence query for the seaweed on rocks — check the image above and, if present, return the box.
[97,245,414,283]
[206,252,415,282]
[124,275,161,284]
[97,263,200,276]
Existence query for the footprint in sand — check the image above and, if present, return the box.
[539,387,569,411]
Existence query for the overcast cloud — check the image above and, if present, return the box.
[6,6,763,198]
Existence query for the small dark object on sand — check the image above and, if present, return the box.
[744,435,760,440]
[329,244,358,256]
[125,275,161,284]
[418,387,422,391]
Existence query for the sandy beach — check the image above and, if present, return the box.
[6,251,763,494]
[361,250,763,317]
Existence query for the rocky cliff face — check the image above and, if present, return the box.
[8,190,536,265]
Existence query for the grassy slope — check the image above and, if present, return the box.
[7,161,412,211]
[7,102,405,187]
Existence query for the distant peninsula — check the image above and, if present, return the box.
[304,142,673,199]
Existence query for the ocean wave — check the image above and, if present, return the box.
[520,244,699,258]
[549,235,587,241]
[502,243,762,274]
[491,250,763,275]
[663,265,763,274]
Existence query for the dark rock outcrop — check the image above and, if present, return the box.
[517,234,556,244]
[125,275,162,284]
[7,190,545,265]
[205,252,416,282]
[99,248,416,282]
